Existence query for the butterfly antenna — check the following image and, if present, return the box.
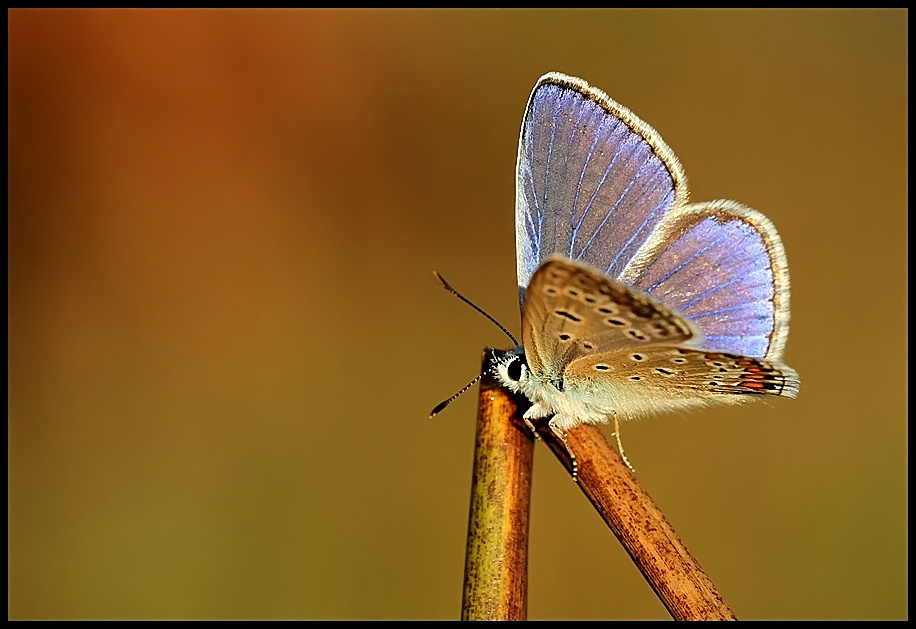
[429,372,484,418]
[432,271,519,346]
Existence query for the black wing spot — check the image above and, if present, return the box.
[554,310,582,322]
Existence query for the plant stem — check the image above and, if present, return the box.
[461,347,738,620]
[461,349,533,621]
[537,421,737,620]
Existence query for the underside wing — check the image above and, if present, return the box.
[521,257,699,379]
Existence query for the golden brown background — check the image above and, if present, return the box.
[9,9,907,620]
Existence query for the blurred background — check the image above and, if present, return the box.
[9,9,906,620]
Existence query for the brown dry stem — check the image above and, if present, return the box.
[461,348,737,620]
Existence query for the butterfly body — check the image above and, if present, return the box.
[491,72,799,464]
[495,347,715,434]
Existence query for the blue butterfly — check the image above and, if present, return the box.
[489,73,799,470]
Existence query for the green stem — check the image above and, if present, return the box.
[461,348,533,621]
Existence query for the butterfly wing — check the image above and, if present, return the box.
[561,345,799,423]
[515,73,687,305]
[516,72,792,363]
[521,257,699,381]
[522,258,798,425]
[620,200,791,361]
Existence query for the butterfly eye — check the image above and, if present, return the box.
[507,356,526,382]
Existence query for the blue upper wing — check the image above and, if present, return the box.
[621,200,791,361]
[515,73,687,302]
[515,73,791,361]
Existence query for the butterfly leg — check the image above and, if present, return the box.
[546,417,579,482]
[522,417,541,440]
[522,403,553,441]
[611,412,635,473]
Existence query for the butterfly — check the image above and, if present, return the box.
[490,72,799,474]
